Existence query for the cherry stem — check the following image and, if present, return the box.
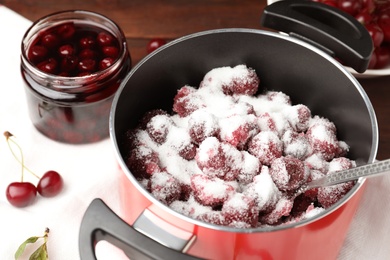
[4,131,40,180]
[44,227,49,243]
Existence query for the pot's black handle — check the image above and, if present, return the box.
[261,0,373,73]
[79,198,203,260]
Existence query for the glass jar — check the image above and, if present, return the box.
[21,10,131,144]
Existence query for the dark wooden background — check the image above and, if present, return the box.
[2,0,390,160]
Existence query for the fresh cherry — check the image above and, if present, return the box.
[3,131,64,207]
[147,38,167,54]
[6,182,37,208]
[37,170,64,197]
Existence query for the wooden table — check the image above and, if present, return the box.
[3,0,390,160]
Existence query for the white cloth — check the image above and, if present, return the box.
[0,6,127,260]
[1,5,390,260]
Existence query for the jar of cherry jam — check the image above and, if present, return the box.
[21,10,131,144]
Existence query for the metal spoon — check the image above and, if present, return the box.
[294,159,390,198]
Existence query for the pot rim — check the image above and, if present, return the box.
[109,28,379,233]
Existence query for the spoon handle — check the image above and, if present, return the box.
[306,159,390,190]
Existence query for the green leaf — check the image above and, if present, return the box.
[29,242,48,260]
[15,236,40,259]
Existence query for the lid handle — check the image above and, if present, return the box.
[260,0,373,73]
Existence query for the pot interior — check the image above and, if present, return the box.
[111,29,378,229]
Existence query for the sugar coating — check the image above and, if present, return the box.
[125,64,356,228]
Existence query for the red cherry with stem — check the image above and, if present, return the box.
[37,170,64,197]
[3,131,64,206]
[147,38,167,54]
[6,182,37,207]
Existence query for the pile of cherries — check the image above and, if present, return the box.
[313,0,390,69]
[4,131,64,208]
[27,22,120,76]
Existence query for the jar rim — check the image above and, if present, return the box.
[20,10,129,90]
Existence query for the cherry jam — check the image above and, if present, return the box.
[21,10,131,144]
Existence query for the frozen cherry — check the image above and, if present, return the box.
[147,38,167,54]
[6,182,37,208]
[37,170,64,197]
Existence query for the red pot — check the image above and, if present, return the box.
[79,1,377,259]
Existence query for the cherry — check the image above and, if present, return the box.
[365,23,384,48]
[58,44,75,57]
[378,13,390,43]
[28,22,121,76]
[79,49,97,60]
[102,46,119,58]
[3,131,64,207]
[6,182,37,207]
[79,36,96,49]
[97,31,115,46]
[57,22,76,40]
[99,57,114,70]
[60,55,79,73]
[147,38,167,54]
[37,58,58,74]
[361,0,375,13]
[78,58,97,72]
[37,170,64,197]
[338,0,363,16]
[322,0,338,8]
[41,33,60,49]
[355,10,373,25]
[374,46,390,69]
[28,45,49,63]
